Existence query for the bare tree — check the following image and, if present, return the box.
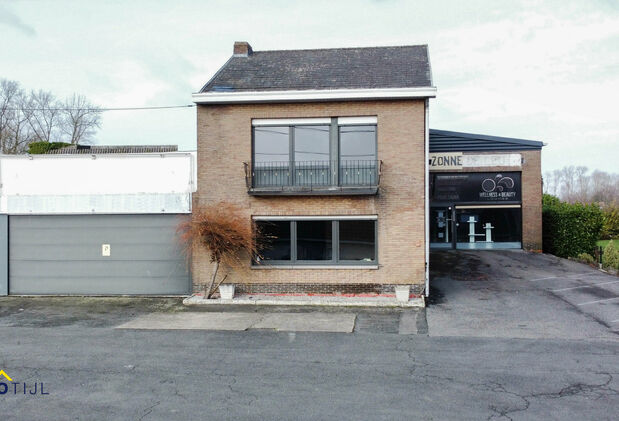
[574,166,591,203]
[555,166,577,203]
[546,165,619,205]
[27,89,62,143]
[0,79,34,154]
[543,171,558,197]
[7,91,35,153]
[0,79,20,153]
[60,94,101,145]
[0,79,103,153]
[590,170,619,204]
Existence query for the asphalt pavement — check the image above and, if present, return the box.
[1,322,617,420]
[0,251,618,420]
[428,250,619,340]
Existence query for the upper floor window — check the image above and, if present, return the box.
[250,117,378,189]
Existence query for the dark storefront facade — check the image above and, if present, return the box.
[429,130,543,251]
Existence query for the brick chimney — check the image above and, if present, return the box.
[233,41,253,57]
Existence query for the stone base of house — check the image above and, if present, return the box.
[192,282,426,296]
[183,293,425,308]
[228,283,425,296]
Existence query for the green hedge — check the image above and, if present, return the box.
[28,141,72,154]
[542,194,603,258]
[602,241,619,270]
[601,204,619,240]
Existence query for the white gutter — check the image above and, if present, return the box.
[193,87,437,104]
[424,98,430,298]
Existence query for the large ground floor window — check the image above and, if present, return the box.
[455,207,521,249]
[253,217,377,266]
[430,205,522,250]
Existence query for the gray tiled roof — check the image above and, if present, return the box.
[200,45,432,92]
[44,145,178,154]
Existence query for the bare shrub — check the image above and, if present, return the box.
[177,202,263,298]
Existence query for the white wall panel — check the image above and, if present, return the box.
[0,152,196,214]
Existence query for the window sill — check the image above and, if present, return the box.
[251,264,379,270]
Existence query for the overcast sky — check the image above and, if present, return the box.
[1,0,617,173]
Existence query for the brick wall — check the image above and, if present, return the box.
[193,100,427,293]
[520,150,543,251]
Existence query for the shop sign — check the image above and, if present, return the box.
[429,152,463,169]
[429,153,522,170]
[431,172,521,203]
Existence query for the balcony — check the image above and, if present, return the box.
[244,160,382,195]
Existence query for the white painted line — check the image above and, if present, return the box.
[552,280,619,292]
[528,276,558,282]
[576,297,619,306]
[529,272,598,282]
[611,319,619,324]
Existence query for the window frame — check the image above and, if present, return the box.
[253,217,378,267]
[251,117,377,188]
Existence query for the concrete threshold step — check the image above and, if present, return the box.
[183,293,425,308]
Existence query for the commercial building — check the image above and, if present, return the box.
[429,130,543,251]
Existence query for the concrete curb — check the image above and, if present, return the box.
[183,294,425,308]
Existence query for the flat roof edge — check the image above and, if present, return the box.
[430,129,543,148]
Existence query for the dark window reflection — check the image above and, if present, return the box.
[254,126,290,187]
[339,125,376,162]
[294,125,331,186]
[294,125,330,162]
[297,221,332,260]
[339,220,376,261]
[254,126,289,163]
[455,208,522,244]
[339,125,377,185]
[256,221,291,261]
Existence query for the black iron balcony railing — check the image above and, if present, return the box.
[244,160,382,195]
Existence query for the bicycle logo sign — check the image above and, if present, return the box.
[481,174,515,193]
[480,174,517,199]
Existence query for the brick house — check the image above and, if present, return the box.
[191,42,543,301]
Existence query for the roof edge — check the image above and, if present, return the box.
[430,129,543,148]
[199,55,234,93]
[250,43,429,54]
[193,87,437,104]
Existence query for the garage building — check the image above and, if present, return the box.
[0,146,195,296]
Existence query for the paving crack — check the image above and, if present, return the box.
[137,400,160,421]
[482,372,618,420]
[245,314,268,331]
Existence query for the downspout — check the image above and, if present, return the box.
[424,99,430,298]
